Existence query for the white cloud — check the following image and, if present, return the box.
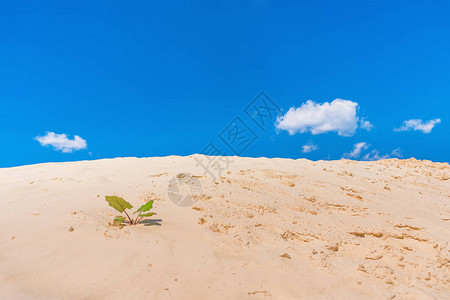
[302,141,318,153]
[394,119,441,133]
[276,99,361,136]
[362,149,390,161]
[344,142,369,159]
[344,142,402,161]
[35,132,87,153]
[362,148,403,161]
[360,119,374,131]
[390,148,403,158]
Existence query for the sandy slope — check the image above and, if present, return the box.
[0,155,449,299]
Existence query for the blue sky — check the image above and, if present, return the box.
[1,0,449,167]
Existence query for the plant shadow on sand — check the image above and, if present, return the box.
[140,218,162,226]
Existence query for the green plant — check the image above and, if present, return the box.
[105,196,155,226]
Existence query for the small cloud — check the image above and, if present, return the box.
[360,119,374,131]
[394,119,441,133]
[344,142,402,161]
[302,141,319,153]
[344,142,369,159]
[362,149,390,161]
[276,99,359,137]
[390,148,403,158]
[35,132,87,153]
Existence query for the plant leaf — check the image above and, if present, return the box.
[139,212,156,217]
[105,196,133,213]
[113,216,126,226]
[135,200,153,214]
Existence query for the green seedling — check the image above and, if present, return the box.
[105,196,156,226]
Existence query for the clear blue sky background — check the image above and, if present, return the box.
[1,0,449,167]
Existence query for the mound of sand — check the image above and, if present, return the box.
[1,155,449,299]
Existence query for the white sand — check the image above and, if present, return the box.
[1,155,449,299]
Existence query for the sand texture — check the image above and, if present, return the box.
[1,155,449,299]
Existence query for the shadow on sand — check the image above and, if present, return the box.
[140,218,162,226]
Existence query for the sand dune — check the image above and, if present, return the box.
[1,155,449,299]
